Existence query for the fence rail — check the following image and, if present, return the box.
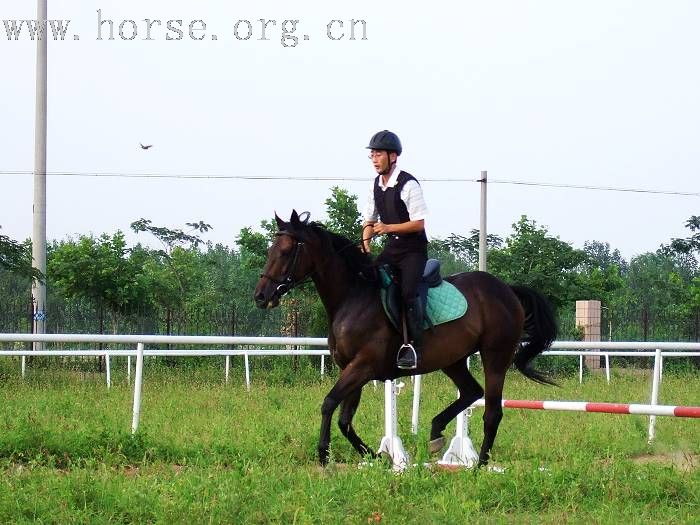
[1,334,698,438]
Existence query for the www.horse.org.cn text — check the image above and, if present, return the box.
[2,10,368,47]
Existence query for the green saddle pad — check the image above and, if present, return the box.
[380,279,468,330]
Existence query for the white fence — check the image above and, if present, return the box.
[1,335,699,438]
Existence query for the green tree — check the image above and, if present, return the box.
[488,216,587,308]
[432,230,504,271]
[0,228,43,281]
[324,186,362,241]
[668,215,700,255]
[130,218,212,251]
[236,224,272,270]
[583,241,629,274]
[48,232,146,335]
[131,219,213,335]
[617,252,691,341]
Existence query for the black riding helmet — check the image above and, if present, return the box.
[366,130,402,156]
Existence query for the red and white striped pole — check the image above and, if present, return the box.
[468,398,700,418]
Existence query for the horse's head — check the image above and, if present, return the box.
[254,209,316,309]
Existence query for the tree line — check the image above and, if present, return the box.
[1,188,699,346]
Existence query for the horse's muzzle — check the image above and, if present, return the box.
[254,290,280,309]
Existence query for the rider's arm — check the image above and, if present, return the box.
[383,219,424,234]
[362,222,376,252]
[362,182,379,252]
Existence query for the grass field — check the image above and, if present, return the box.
[0,358,698,524]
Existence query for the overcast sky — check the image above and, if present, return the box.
[2,0,698,260]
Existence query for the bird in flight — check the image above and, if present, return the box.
[140,143,153,150]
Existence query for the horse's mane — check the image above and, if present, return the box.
[306,221,380,287]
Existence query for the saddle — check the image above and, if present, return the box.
[379,259,468,331]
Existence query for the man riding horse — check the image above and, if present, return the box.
[362,130,428,369]
[254,132,557,468]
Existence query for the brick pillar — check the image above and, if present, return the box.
[576,300,601,370]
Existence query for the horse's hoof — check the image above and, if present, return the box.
[428,437,445,454]
[318,449,330,467]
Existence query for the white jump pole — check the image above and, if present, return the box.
[438,356,479,468]
[105,352,111,389]
[21,356,26,378]
[438,405,479,468]
[127,355,131,385]
[244,351,250,390]
[579,355,583,383]
[411,374,422,434]
[225,355,230,384]
[321,354,325,378]
[647,348,662,443]
[131,342,144,434]
[605,353,610,383]
[378,380,409,471]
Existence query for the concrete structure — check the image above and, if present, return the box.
[576,300,602,370]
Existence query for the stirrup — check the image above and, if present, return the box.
[397,343,417,370]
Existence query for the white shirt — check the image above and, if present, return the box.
[363,164,429,223]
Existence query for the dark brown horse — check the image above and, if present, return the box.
[254,210,557,467]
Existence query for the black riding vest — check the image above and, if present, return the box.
[373,170,428,251]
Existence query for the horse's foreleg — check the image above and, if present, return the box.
[338,388,375,459]
[318,363,373,466]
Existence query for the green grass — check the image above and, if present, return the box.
[0,359,698,524]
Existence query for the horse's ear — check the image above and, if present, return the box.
[274,212,286,230]
[290,209,300,225]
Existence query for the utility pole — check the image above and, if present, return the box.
[32,0,48,349]
[479,171,487,272]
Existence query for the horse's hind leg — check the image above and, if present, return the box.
[478,356,509,466]
[429,360,484,453]
[338,388,376,458]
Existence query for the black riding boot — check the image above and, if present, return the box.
[397,298,423,369]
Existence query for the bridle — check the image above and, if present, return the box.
[259,225,379,301]
[259,231,315,299]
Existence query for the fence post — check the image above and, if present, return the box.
[127,355,131,385]
[225,355,230,384]
[21,355,26,379]
[320,354,325,378]
[105,352,111,389]
[244,351,250,390]
[647,348,662,443]
[579,354,583,384]
[131,343,144,434]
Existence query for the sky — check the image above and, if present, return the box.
[1,0,699,260]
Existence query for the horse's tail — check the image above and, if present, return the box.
[510,285,559,386]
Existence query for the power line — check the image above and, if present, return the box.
[2,169,698,197]
[1,170,373,181]
[488,179,700,197]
